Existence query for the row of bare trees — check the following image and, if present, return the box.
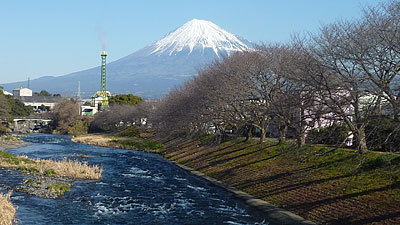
[151,1,400,153]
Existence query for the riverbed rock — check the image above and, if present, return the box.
[16,175,74,199]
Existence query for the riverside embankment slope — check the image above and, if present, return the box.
[73,133,400,224]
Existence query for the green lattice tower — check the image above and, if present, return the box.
[100,51,108,108]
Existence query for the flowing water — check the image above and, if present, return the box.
[1,134,273,225]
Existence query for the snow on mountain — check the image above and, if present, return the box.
[2,19,253,98]
[148,19,251,57]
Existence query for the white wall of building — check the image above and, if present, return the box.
[13,88,32,97]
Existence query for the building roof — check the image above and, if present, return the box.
[3,91,13,96]
[17,96,63,103]
[13,87,32,91]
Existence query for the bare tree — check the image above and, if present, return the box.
[302,21,378,153]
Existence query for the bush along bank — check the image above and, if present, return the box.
[154,135,400,225]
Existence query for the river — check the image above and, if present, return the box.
[1,134,273,225]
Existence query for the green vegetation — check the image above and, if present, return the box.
[0,150,36,165]
[0,91,33,120]
[112,139,164,151]
[117,127,140,138]
[18,166,39,173]
[306,123,350,146]
[35,90,51,96]
[365,117,400,152]
[47,184,70,195]
[33,90,60,97]
[160,136,400,224]
[66,118,92,136]
[44,169,57,176]
[5,95,34,118]
[109,94,143,106]
[1,136,20,141]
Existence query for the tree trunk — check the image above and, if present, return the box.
[357,127,368,153]
[296,126,306,147]
[278,124,287,143]
[296,107,306,147]
[244,124,252,142]
[260,126,266,144]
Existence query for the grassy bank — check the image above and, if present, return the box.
[72,131,164,153]
[0,191,15,225]
[156,136,400,224]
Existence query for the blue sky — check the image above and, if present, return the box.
[0,0,386,84]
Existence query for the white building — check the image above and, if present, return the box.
[13,88,33,97]
[17,96,62,112]
[3,90,13,96]
[80,105,97,116]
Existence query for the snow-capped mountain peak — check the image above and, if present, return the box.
[149,19,251,57]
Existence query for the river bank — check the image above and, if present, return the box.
[0,134,103,225]
[9,134,275,224]
[0,135,28,224]
[73,133,313,225]
[73,132,400,224]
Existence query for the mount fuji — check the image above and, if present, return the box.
[2,19,253,99]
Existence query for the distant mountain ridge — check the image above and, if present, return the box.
[2,19,252,99]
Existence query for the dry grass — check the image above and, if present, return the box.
[71,134,115,147]
[0,150,103,180]
[0,191,16,225]
[36,158,103,180]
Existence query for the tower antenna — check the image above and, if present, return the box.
[77,81,81,99]
[98,51,109,109]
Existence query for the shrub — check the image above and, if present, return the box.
[109,94,143,106]
[67,117,92,136]
[5,95,34,117]
[365,117,400,152]
[362,154,399,170]
[44,169,57,176]
[306,123,350,146]
[0,124,9,134]
[47,184,70,196]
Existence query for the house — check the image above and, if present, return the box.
[13,88,32,97]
